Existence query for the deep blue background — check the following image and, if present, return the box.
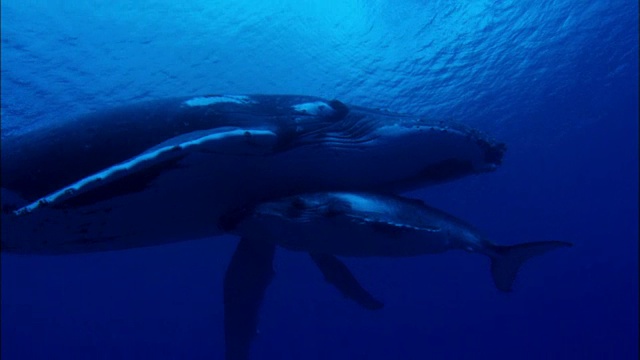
[1,1,638,359]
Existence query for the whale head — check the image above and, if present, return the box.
[276,100,506,192]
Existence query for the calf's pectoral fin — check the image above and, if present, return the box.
[223,237,276,360]
[309,253,384,310]
[487,240,573,292]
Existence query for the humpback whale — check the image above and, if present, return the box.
[1,95,504,252]
[1,94,506,359]
[226,191,572,292]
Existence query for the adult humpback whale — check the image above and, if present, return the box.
[1,94,505,359]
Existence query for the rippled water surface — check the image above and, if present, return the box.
[1,1,637,359]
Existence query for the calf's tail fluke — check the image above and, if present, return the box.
[488,240,572,292]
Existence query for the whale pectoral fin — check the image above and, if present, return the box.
[183,128,279,156]
[13,128,279,215]
[488,240,573,292]
[309,253,384,310]
[224,237,276,360]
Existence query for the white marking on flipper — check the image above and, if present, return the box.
[14,129,277,216]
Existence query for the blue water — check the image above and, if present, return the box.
[1,0,637,359]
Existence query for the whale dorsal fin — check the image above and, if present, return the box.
[328,99,349,120]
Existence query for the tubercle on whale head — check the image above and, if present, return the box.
[456,124,507,167]
[477,138,507,166]
[411,118,507,166]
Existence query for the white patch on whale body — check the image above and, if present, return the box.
[184,95,254,107]
[292,102,334,116]
[14,129,276,216]
[333,193,442,233]
[333,193,388,214]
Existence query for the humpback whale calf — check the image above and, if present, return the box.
[1,94,505,359]
[226,191,572,292]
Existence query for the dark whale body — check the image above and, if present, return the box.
[231,191,572,292]
[1,94,505,360]
[2,94,504,253]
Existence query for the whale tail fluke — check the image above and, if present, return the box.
[488,240,572,292]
